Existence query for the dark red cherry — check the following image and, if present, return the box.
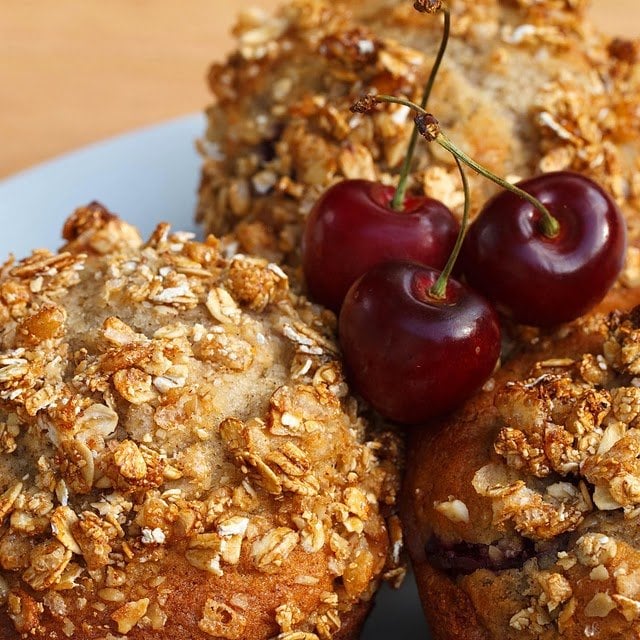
[302,179,458,312]
[460,171,627,327]
[338,261,501,425]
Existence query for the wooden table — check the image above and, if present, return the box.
[1,0,638,178]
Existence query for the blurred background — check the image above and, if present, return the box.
[1,0,638,177]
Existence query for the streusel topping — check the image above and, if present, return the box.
[471,309,640,630]
[197,0,640,288]
[0,203,400,638]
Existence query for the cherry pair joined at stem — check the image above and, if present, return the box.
[301,2,627,425]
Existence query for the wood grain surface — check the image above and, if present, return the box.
[0,0,638,178]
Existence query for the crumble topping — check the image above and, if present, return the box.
[473,309,640,631]
[0,203,401,638]
[197,0,640,287]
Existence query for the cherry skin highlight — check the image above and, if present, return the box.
[338,261,501,425]
[460,171,627,327]
[303,179,458,312]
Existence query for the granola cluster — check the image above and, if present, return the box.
[198,0,426,267]
[471,310,640,633]
[197,0,640,285]
[0,203,400,639]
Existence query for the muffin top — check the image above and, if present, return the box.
[0,203,400,639]
[198,0,640,291]
[403,309,640,639]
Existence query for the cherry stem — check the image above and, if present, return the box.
[374,94,561,238]
[430,155,469,299]
[391,4,450,211]
[377,95,424,113]
[434,132,560,238]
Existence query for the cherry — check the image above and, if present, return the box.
[460,171,627,326]
[302,179,458,312]
[338,261,501,425]
[303,1,455,313]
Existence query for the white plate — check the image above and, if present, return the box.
[0,115,203,254]
[0,115,429,639]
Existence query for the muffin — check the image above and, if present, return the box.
[196,0,640,297]
[401,307,640,639]
[0,203,401,639]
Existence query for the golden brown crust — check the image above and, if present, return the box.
[0,204,401,639]
[407,554,490,640]
[402,312,640,638]
[0,600,368,640]
[0,551,372,640]
[197,0,640,302]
